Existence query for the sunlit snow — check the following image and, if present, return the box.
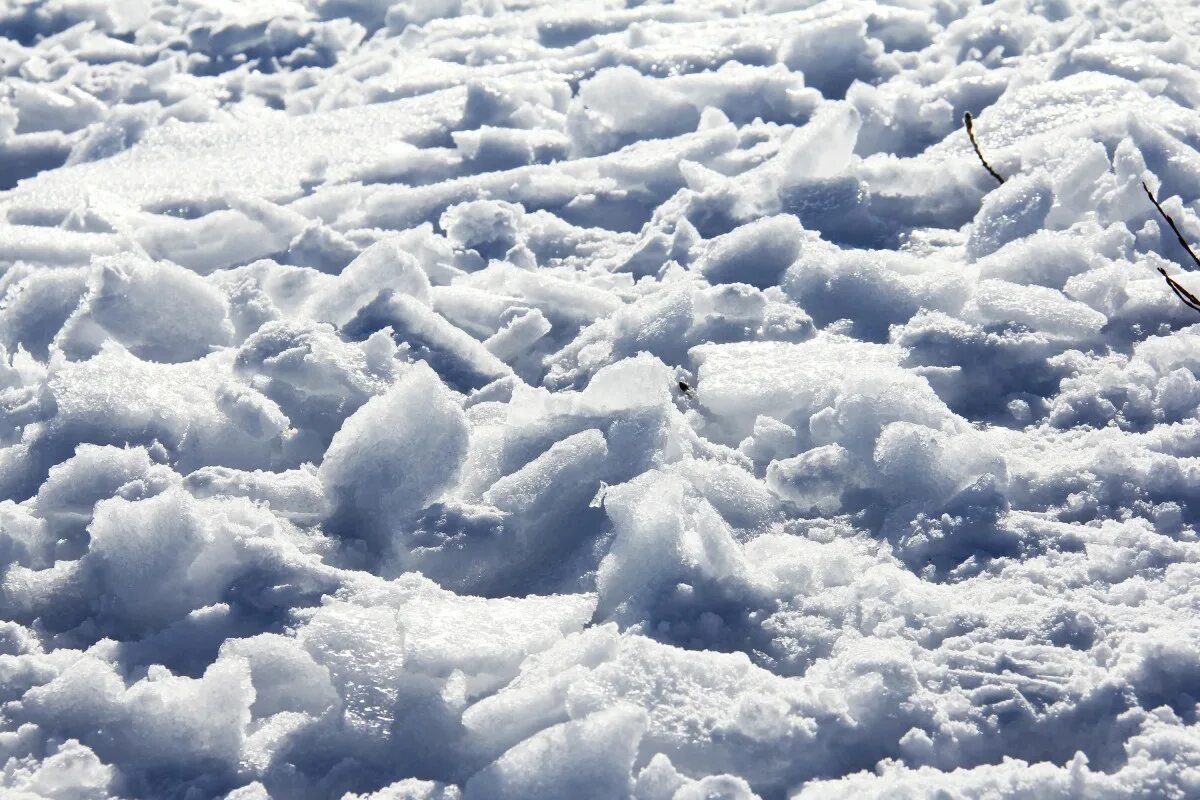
[2,1,1200,798]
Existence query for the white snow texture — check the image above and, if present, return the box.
[2,1,1200,799]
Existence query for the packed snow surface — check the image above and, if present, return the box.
[4,0,1200,798]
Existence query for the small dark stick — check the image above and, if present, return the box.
[1142,180,1200,314]
[964,112,1005,186]
[1142,181,1200,270]
[1159,268,1200,314]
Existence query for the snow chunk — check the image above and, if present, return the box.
[597,469,756,623]
[56,255,234,363]
[312,238,433,326]
[568,67,701,157]
[319,363,469,543]
[966,171,1054,260]
[691,338,954,447]
[969,279,1108,340]
[696,215,806,290]
[464,705,647,800]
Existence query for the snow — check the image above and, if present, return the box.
[2,0,1200,798]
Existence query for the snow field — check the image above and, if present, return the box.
[2,0,1200,798]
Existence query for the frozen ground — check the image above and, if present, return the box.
[2,0,1200,798]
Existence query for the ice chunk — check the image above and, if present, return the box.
[696,216,806,290]
[432,286,529,340]
[294,575,593,748]
[691,338,953,447]
[778,14,886,99]
[342,291,513,392]
[969,279,1108,339]
[55,255,234,363]
[225,783,273,800]
[0,736,116,800]
[234,320,389,412]
[579,354,674,414]
[567,67,701,157]
[483,308,552,365]
[597,469,757,622]
[282,219,361,273]
[82,489,242,635]
[543,288,696,390]
[672,459,780,530]
[464,705,647,800]
[218,633,339,718]
[632,755,764,800]
[17,653,253,773]
[319,363,468,543]
[738,415,798,465]
[454,126,571,172]
[441,200,524,261]
[296,598,408,740]
[873,422,1006,507]
[393,584,595,689]
[735,104,863,217]
[766,444,858,513]
[462,624,621,759]
[976,230,1101,289]
[482,429,608,541]
[34,444,176,539]
[133,208,299,274]
[664,62,819,126]
[43,346,294,480]
[966,171,1054,260]
[10,81,104,134]
[566,636,817,790]
[184,464,332,524]
[0,225,127,268]
[312,239,433,326]
[471,263,622,328]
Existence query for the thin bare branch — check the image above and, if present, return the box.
[1160,267,1200,313]
[1142,180,1200,270]
[1132,181,1200,316]
[1142,180,1200,315]
[964,111,1005,186]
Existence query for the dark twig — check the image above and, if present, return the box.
[1142,180,1200,314]
[964,112,1004,186]
[1142,181,1200,270]
[1160,268,1200,313]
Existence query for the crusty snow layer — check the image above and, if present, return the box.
[2,1,1200,798]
